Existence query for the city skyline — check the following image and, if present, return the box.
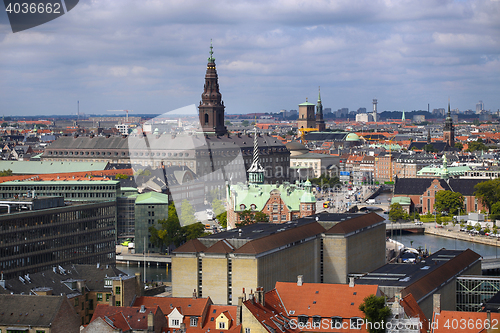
[0,0,499,116]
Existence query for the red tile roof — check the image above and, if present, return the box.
[133,296,211,318]
[91,304,161,331]
[400,294,429,333]
[431,310,500,333]
[275,281,379,319]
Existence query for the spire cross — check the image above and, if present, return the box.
[208,39,215,63]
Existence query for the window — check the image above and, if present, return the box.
[115,286,121,295]
[106,294,110,302]
[350,318,362,329]
[75,298,79,307]
[331,317,342,329]
[245,328,251,333]
[312,316,321,328]
[190,317,198,327]
[172,319,180,326]
[298,315,308,325]
[116,301,121,306]
[218,322,226,329]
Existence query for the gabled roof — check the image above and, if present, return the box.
[402,249,481,303]
[189,304,240,333]
[394,178,449,195]
[243,289,299,333]
[133,296,211,317]
[0,294,66,327]
[174,239,208,253]
[324,212,385,235]
[400,294,429,333]
[91,304,163,331]
[204,240,235,254]
[135,191,169,204]
[233,222,325,255]
[275,281,379,319]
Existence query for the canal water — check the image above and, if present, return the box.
[116,263,172,283]
[376,190,500,258]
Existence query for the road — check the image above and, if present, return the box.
[316,185,381,213]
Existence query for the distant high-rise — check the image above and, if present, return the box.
[476,101,484,114]
[315,87,326,131]
[198,42,227,136]
[372,99,378,122]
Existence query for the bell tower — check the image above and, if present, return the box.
[198,41,227,135]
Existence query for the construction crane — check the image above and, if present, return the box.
[106,110,133,123]
[298,128,319,142]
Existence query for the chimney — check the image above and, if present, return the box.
[487,310,491,324]
[260,287,265,306]
[349,277,355,288]
[135,272,143,297]
[249,290,254,304]
[193,289,197,299]
[433,294,441,314]
[180,323,186,333]
[109,294,115,307]
[237,296,243,326]
[148,311,154,331]
[242,288,247,301]
[255,287,261,304]
[297,275,303,286]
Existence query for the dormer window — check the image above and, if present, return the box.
[298,315,308,325]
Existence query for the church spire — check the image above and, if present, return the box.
[198,41,227,135]
[247,127,265,184]
[315,86,326,131]
[402,109,406,122]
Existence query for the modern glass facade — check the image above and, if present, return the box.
[456,275,500,312]
[0,180,120,201]
[0,200,116,279]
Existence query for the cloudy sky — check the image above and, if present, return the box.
[0,0,499,117]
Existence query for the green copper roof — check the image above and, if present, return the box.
[391,196,411,205]
[0,161,108,174]
[230,182,316,212]
[299,102,315,106]
[417,165,471,177]
[345,133,360,141]
[135,191,169,205]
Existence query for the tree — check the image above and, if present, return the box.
[212,198,226,216]
[423,144,437,153]
[183,222,207,241]
[217,211,227,228]
[0,169,13,177]
[179,199,197,226]
[454,142,464,151]
[434,190,464,216]
[466,140,488,152]
[474,179,500,212]
[149,203,207,251]
[358,295,391,333]
[241,120,250,127]
[491,202,500,221]
[1,122,7,128]
[236,209,269,227]
[225,120,232,126]
[115,173,128,179]
[388,203,405,222]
